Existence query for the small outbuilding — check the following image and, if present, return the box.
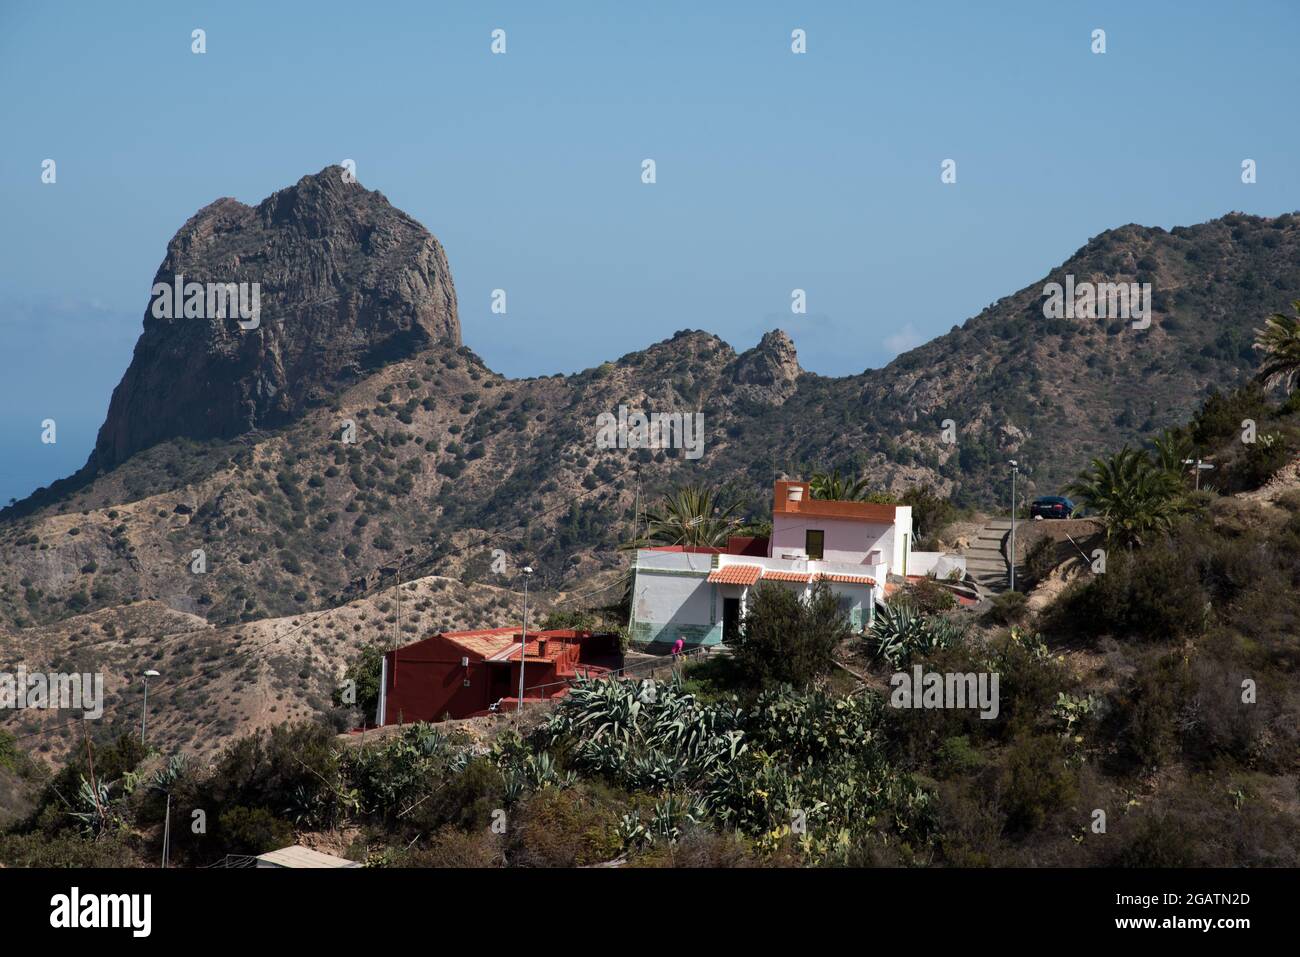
[377,627,620,724]
[255,845,361,868]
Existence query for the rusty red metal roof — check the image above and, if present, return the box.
[707,564,763,585]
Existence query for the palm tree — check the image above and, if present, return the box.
[626,484,743,549]
[809,468,869,501]
[1254,300,1300,392]
[1066,447,1183,548]
[1150,428,1194,477]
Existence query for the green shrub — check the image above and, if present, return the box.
[1023,536,1058,586]
[216,805,296,855]
[935,735,985,778]
[1001,734,1077,833]
[0,832,139,868]
[1113,651,1196,768]
[407,757,506,834]
[404,827,503,867]
[983,590,1028,626]
[735,579,849,688]
[508,786,622,867]
[1042,545,1207,644]
[334,643,385,721]
[893,578,956,615]
[1114,813,1198,867]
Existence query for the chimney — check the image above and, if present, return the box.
[537,638,549,657]
[787,484,804,504]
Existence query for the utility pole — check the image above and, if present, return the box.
[1009,460,1019,592]
[393,556,403,652]
[517,566,533,713]
[162,793,171,868]
[140,669,161,747]
[632,471,641,544]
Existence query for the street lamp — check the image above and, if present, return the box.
[1008,461,1019,592]
[1182,458,1215,491]
[517,566,533,712]
[140,669,161,746]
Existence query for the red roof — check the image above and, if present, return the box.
[773,480,898,524]
[707,564,763,585]
[645,536,771,557]
[763,570,812,583]
[820,573,877,585]
[642,545,726,554]
[425,628,600,661]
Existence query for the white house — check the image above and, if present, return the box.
[629,480,963,647]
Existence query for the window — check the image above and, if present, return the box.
[805,529,824,560]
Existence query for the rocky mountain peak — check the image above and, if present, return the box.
[730,329,802,404]
[90,167,460,471]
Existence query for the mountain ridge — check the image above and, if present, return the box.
[2,173,1299,640]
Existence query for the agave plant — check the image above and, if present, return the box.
[617,812,647,849]
[626,750,684,791]
[68,775,121,837]
[150,754,188,794]
[867,603,961,666]
[522,751,576,790]
[547,673,746,794]
[647,793,707,843]
[410,723,449,758]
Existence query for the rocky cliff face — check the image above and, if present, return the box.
[90,166,460,471]
[730,329,802,404]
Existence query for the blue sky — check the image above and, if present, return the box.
[1,0,1298,504]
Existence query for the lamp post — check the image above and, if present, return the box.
[140,669,161,746]
[1182,458,1215,491]
[1009,460,1019,592]
[517,566,533,712]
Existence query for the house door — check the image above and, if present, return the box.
[723,598,741,643]
[489,664,511,705]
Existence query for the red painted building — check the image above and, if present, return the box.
[376,627,619,724]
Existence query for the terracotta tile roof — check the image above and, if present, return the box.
[819,573,878,586]
[772,480,898,523]
[433,628,596,660]
[707,564,763,585]
[762,570,812,583]
[440,628,521,658]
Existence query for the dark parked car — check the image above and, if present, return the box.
[1029,495,1076,519]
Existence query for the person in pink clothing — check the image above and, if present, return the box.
[671,637,684,660]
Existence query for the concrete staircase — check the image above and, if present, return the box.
[962,518,1023,596]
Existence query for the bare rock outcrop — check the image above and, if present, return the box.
[730,329,802,405]
[90,166,460,471]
